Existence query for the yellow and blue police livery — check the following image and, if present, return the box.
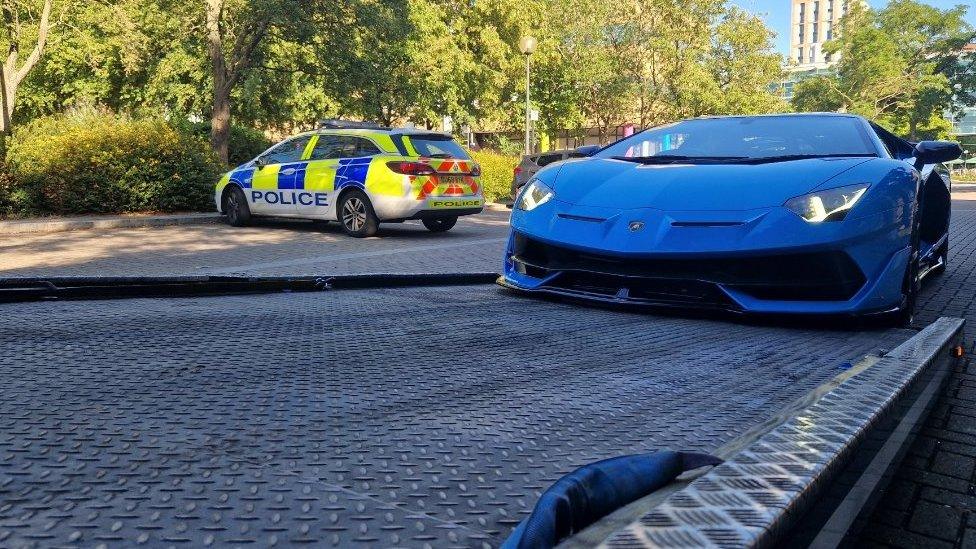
[215,122,484,237]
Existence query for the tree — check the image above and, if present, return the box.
[791,0,974,139]
[205,0,272,163]
[0,0,51,136]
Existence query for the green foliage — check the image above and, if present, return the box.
[954,169,976,183]
[791,0,974,139]
[0,161,21,218]
[178,121,272,166]
[482,134,524,157]
[6,111,221,216]
[469,149,518,202]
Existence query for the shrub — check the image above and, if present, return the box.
[7,111,222,216]
[0,161,21,218]
[179,121,271,166]
[954,169,976,183]
[469,149,518,202]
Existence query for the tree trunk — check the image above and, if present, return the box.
[211,84,231,164]
[206,0,230,164]
[0,0,51,137]
[0,68,14,136]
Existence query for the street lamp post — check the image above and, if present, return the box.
[519,35,537,155]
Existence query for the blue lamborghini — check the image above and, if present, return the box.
[499,114,962,323]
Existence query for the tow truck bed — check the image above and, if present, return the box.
[0,285,920,546]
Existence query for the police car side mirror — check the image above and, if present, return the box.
[254,157,268,168]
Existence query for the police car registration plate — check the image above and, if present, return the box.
[428,198,483,209]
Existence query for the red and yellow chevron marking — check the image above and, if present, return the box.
[421,158,473,174]
[412,174,480,200]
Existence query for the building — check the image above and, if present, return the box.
[789,0,859,69]
[948,44,976,139]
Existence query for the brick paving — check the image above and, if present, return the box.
[0,208,510,277]
[858,199,976,548]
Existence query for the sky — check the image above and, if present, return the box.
[734,0,976,56]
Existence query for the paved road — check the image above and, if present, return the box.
[0,208,510,277]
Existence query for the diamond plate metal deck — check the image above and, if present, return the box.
[600,317,964,548]
[0,286,913,547]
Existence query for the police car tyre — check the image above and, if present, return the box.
[422,216,457,233]
[223,186,252,227]
[339,190,378,238]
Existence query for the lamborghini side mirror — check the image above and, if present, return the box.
[914,141,962,167]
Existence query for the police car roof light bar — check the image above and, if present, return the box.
[318,119,388,130]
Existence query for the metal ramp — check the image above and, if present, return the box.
[0,285,920,547]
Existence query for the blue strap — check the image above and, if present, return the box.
[501,451,721,549]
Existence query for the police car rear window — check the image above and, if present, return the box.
[404,135,470,159]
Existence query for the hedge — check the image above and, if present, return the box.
[178,120,272,166]
[469,149,518,202]
[6,112,222,216]
[955,169,976,183]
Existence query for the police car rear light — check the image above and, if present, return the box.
[387,161,436,175]
[470,163,482,177]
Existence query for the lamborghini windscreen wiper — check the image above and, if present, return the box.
[611,155,750,164]
[727,153,878,164]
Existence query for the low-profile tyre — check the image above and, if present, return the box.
[890,241,921,328]
[338,190,379,237]
[422,216,458,233]
[223,186,251,227]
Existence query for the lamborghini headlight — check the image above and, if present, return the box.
[784,184,869,222]
[517,179,554,211]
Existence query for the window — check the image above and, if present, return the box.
[309,135,342,160]
[310,135,381,160]
[799,25,804,43]
[536,154,562,167]
[812,23,818,42]
[596,116,878,161]
[799,2,805,23]
[260,136,312,164]
[798,47,804,62]
[809,46,816,63]
[404,134,470,159]
[336,136,382,158]
[813,1,819,18]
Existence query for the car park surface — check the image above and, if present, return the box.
[0,208,510,278]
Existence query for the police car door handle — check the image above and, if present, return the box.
[281,167,297,176]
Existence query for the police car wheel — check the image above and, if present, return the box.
[339,191,378,237]
[223,187,251,227]
[422,216,457,233]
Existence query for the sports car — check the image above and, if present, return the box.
[499,113,962,323]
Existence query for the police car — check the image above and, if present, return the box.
[215,122,484,237]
